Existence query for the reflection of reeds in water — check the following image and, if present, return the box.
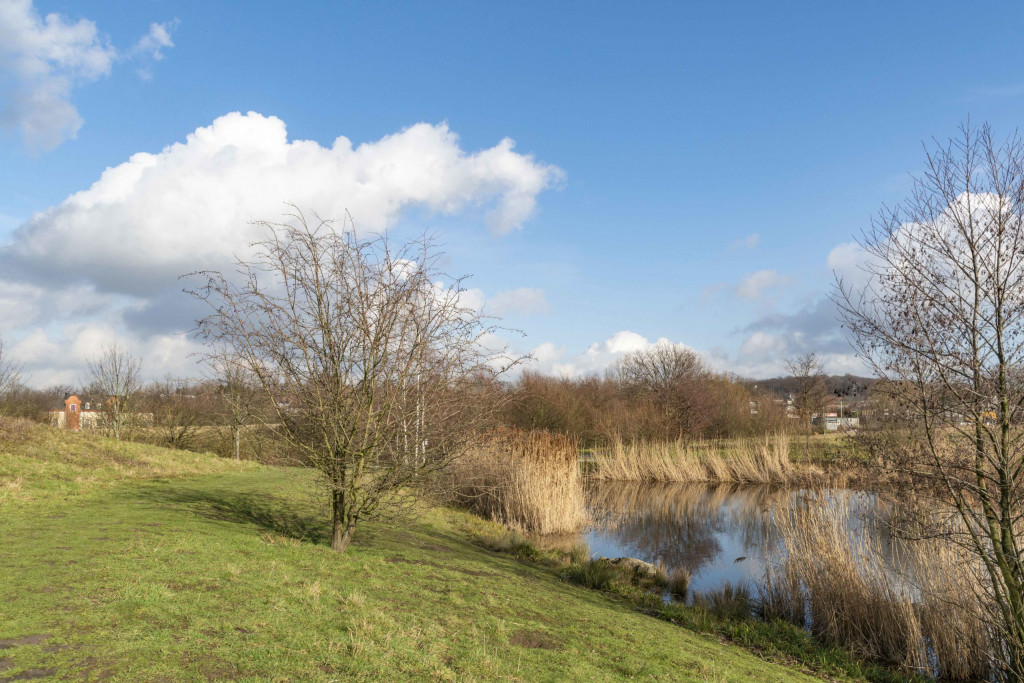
[587,482,787,573]
[592,434,821,484]
[763,493,991,680]
[450,430,587,535]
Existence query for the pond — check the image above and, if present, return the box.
[584,482,897,597]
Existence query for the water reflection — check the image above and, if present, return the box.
[585,482,890,595]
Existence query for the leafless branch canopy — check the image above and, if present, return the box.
[86,342,142,440]
[835,122,1024,676]
[190,207,521,551]
[0,335,23,408]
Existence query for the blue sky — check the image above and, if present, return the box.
[3,0,1024,386]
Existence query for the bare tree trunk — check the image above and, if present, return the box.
[331,489,356,552]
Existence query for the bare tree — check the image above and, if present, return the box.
[87,343,142,440]
[191,208,518,552]
[214,361,262,461]
[836,123,1024,678]
[144,377,205,450]
[785,352,829,440]
[617,343,711,441]
[0,334,23,413]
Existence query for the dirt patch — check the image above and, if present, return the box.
[509,630,560,650]
[0,635,50,649]
[0,668,57,681]
[0,660,9,673]
[384,556,493,577]
[37,587,55,594]
[418,544,447,552]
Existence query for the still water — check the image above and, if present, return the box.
[584,482,892,595]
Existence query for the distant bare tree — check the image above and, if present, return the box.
[214,361,263,461]
[785,352,829,437]
[87,343,142,440]
[191,208,519,552]
[0,335,23,413]
[145,377,204,450]
[618,343,711,441]
[836,123,1024,678]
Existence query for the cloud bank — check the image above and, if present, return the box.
[3,112,563,295]
[0,113,562,386]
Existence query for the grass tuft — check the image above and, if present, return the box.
[668,567,692,602]
[692,582,752,621]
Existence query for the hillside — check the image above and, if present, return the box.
[0,421,824,681]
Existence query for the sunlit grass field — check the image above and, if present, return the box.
[0,420,822,681]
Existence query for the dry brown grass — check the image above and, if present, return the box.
[449,430,587,535]
[0,416,260,508]
[591,434,821,484]
[762,493,992,679]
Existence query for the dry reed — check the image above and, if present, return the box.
[591,434,818,484]
[450,430,587,535]
[762,493,992,679]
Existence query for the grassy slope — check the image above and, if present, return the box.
[0,424,822,681]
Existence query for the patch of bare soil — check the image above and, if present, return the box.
[0,635,50,649]
[509,630,560,650]
[0,668,57,681]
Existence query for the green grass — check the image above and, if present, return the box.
[0,422,822,681]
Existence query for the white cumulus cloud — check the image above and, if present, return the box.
[0,1,176,150]
[527,330,699,378]
[2,112,563,295]
[0,113,561,387]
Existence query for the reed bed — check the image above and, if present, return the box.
[450,430,587,535]
[761,493,992,679]
[591,434,820,484]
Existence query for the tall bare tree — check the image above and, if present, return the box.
[191,208,518,552]
[836,123,1024,679]
[617,343,711,441]
[87,343,142,440]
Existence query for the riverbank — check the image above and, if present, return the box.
[1,421,829,681]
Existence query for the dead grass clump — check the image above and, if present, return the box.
[450,430,587,535]
[592,434,815,484]
[667,567,691,602]
[692,582,752,621]
[0,415,35,442]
